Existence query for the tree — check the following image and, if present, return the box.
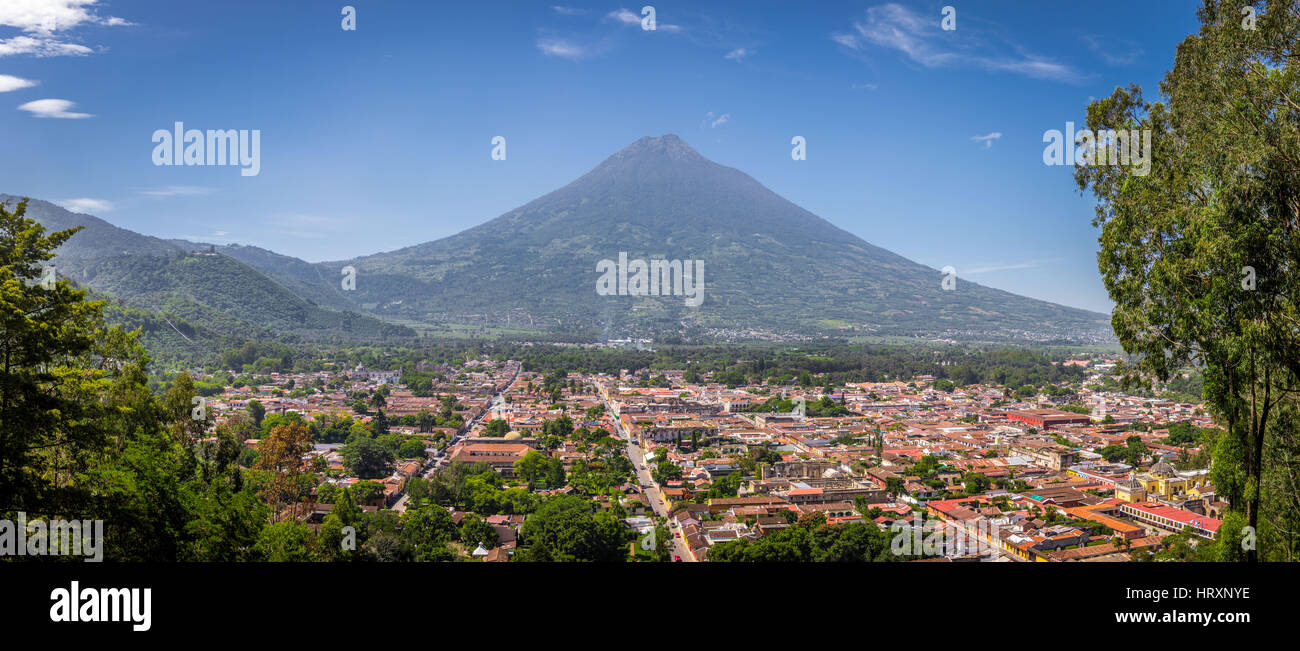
[961,472,990,496]
[1099,444,1129,463]
[1074,0,1300,561]
[652,459,683,484]
[350,480,385,506]
[401,505,457,560]
[542,415,574,440]
[181,472,269,561]
[483,419,510,437]
[514,450,564,488]
[163,372,210,446]
[0,198,112,516]
[459,513,499,549]
[415,409,436,433]
[315,513,356,562]
[363,532,415,562]
[255,520,314,561]
[342,436,394,479]
[397,438,426,459]
[246,400,266,428]
[1125,437,1149,467]
[406,476,431,508]
[254,421,313,513]
[518,495,627,562]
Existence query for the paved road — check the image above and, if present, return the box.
[600,385,694,562]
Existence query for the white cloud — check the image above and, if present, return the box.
[18,98,91,118]
[536,38,585,59]
[139,185,213,198]
[833,3,1080,83]
[607,9,640,25]
[709,112,730,128]
[724,48,749,62]
[0,0,132,32]
[971,132,1002,148]
[551,6,586,15]
[0,35,92,57]
[831,33,859,48]
[850,82,877,91]
[0,1,131,58]
[58,197,111,213]
[964,259,1056,274]
[607,8,680,31]
[0,74,37,92]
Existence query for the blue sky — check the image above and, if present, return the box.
[0,0,1205,314]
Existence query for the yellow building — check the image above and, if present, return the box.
[1115,475,1147,503]
[1137,462,1189,499]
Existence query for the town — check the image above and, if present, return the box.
[184,352,1223,562]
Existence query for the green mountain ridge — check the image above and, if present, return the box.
[2,195,415,345]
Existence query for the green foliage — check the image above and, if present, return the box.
[1074,1,1300,561]
[342,437,395,479]
[518,495,628,562]
[350,480,386,505]
[483,418,510,437]
[459,514,499,549]
[255,521,314,562]
[514,450,566,489]
[710,513,900,562]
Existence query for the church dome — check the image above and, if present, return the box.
[1150,461,1177,477]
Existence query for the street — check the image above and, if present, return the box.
[600,385,694,562]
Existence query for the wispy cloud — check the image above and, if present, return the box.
[270,214,349,240]
[1082,34,1143,66]
[18,98,91,118]
[607,8,640,25]
[0,0,132,58]
[58,197,111,213]
[551,5,586,16]
[971,132,1002,148]
[850,82,877,91]
[831,3,1080,83]
[704,111,730,128]
[831,33,858,49]
[139,185,213,198]
[536,37,586,59]
[964,259,1057,274]
[724,47,749,62]
[0,74,37,92]
[606,8,681,31]
[0,35,91,56]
